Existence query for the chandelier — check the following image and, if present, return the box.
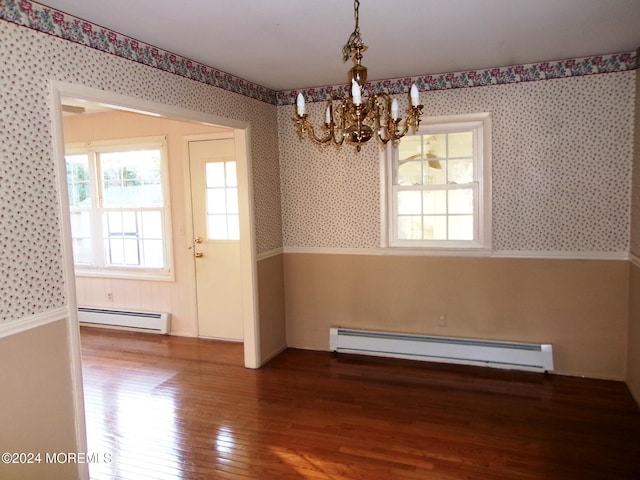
[293,0,424,152]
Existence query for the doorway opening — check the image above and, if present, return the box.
[51,82,260,369]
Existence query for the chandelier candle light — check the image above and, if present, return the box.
[294,0,424,152]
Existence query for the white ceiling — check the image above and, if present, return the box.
[41,0,640,92]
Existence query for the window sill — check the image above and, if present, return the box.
[382,245,491,257]
[74,267,175,282]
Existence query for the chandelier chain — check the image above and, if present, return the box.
[342,0,365,62]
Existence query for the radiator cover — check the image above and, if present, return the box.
[330,327,553,373]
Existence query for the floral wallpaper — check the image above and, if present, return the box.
[631,70,640,258]
[0,0,637,322]
[279,72,635,252]
[0,19,281,322]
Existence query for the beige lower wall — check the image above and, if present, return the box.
[258,254,287,363]
[0,320,80,480]
[284,253,629,380]
[627,263,640,404]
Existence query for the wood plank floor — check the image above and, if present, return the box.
[80,327,640,480]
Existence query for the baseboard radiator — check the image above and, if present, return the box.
[330,328,553,373]
[78,307,170,334]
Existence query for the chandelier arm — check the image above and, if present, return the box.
[370,97,387,146]
[306,122,334,145]
[406,105,424,134]
[370,94,394,145]
[393,115,411,139]
[390,106,424,143]
[330,96,348,146]
[293,115,334,145]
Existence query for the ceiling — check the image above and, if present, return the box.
[41,0,640,92]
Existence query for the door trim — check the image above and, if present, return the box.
[183,132,260,367]
[50,82,261,384]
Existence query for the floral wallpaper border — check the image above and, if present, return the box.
[0,0,277,104]
[280,50,639,105]
[1,0,638,107]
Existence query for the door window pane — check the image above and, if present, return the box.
[207,189,227,214]
[226,188,239,215]
[225,162,238,187]
[227,215,240,241]
[207,215,228,240]
[206,162,225,188]
[205,161,239,240]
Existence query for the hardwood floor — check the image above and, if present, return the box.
[80,327,640,480]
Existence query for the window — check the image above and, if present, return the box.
[387,113,491,250]
[205,160,240,240]
[65,136,173,279]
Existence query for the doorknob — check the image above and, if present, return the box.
[194,252,204,258]
[194,237,203,244]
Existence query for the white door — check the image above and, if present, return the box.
[189,137,243,340]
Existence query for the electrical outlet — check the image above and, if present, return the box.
[106,291,113,302]
[438,314,447,327]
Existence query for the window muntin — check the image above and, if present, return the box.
[65,137,172,279]
[388,114,490,249]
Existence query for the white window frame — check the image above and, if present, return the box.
[65,135,174,281]
[383,112,492,253]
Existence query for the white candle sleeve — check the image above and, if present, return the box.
[351,79,362,105]
[391,99,399,120]
[296,93,305,116]
[410,84,420,107]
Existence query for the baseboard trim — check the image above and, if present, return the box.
[261,343,287,366]
[0,306,69,339]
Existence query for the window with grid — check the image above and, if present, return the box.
[65,136,172,279]
[205,160,240,241]
[388,114,491,249]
